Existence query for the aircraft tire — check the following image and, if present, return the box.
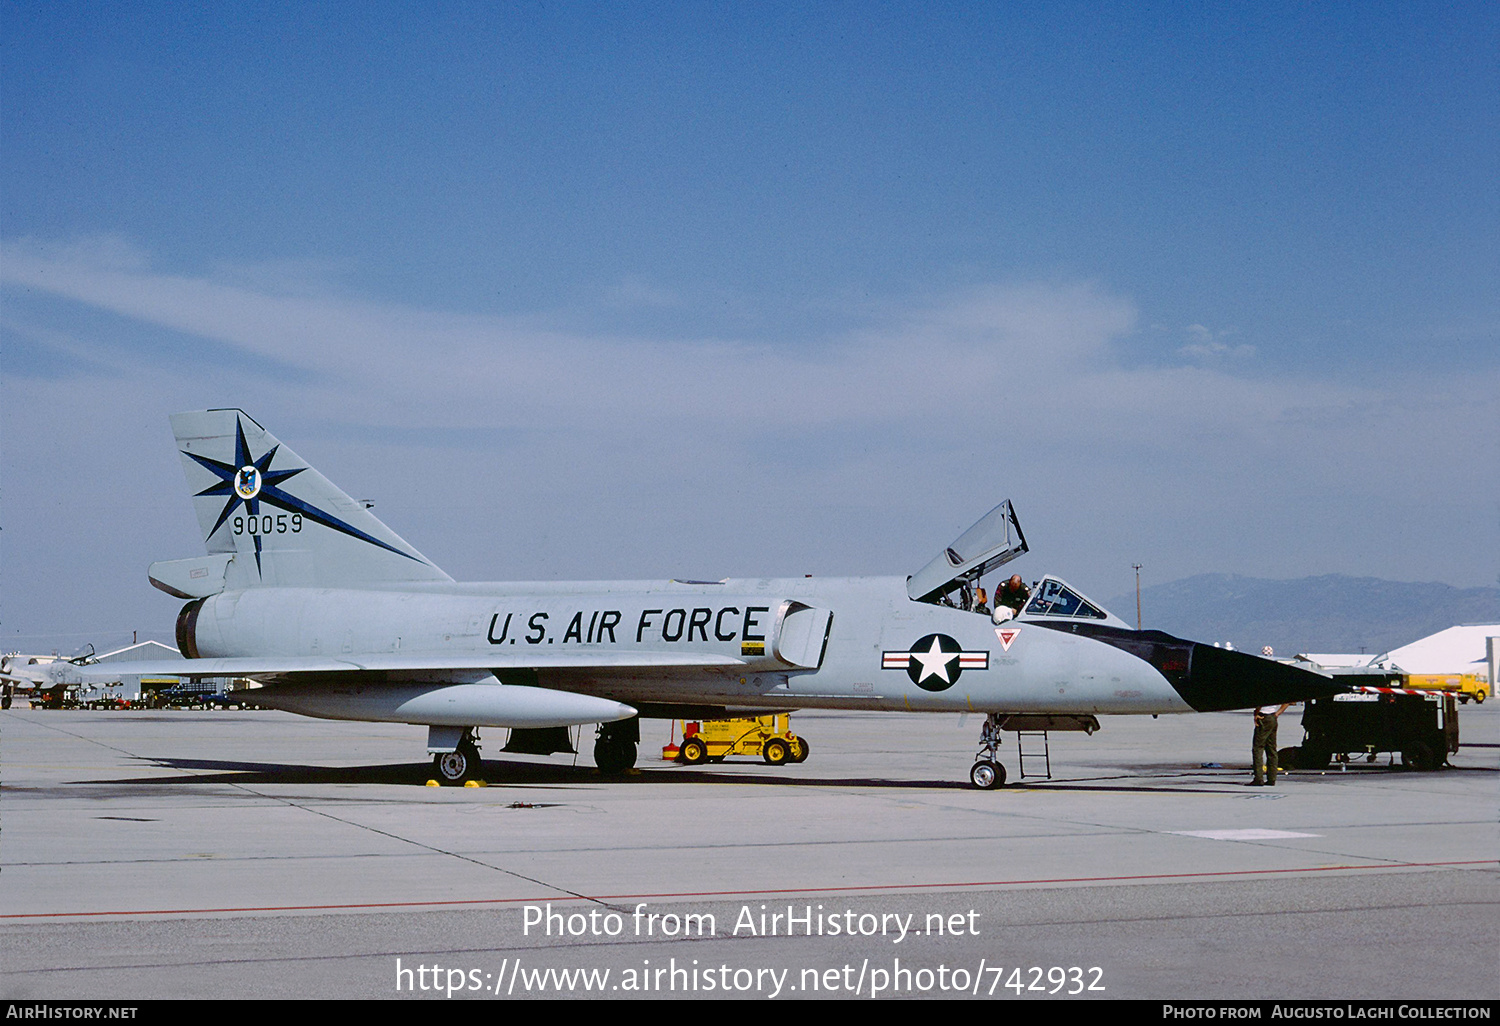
[1277,746,1300,771]
[434,748,472,784]
[763,738,790,766]
[679,738,708,765]
[595,738,637,774]
[970,760,1005,790]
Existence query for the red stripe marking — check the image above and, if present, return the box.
[4,859,1491,919]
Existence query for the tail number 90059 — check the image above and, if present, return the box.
[233,514,303,535]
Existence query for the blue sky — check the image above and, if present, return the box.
[3,2,1497,652]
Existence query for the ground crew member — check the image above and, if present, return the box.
[1252,703,1291,785]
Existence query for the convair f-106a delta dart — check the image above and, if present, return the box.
[52,410,1340,787]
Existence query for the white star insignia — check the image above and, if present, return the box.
[908,636,958,685]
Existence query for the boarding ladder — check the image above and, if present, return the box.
[1015,731,1052,780]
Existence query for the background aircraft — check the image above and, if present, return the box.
[50,409,1340,786]
[2,651,64,708]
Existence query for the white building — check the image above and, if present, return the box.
[1378,624,1499,681]
[87,640,184,701]
[1296,623,1499,685]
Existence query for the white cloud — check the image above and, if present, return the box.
[0,241,1244,433]
[1179,323,1254,359]
[2,240,1147,429]
[2,235,1496,647]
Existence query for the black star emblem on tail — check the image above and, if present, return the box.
[182,416,423,576]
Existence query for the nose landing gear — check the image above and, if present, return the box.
[970,713,1008,790]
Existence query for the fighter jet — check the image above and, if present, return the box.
[50,409,1341,787]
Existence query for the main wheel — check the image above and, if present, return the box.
[595,738,637,774]
[433,748,472,784]
[763,738,790,766]
[970,760,1005,790]
[679,737,709,765]
[1277,746,1300,771]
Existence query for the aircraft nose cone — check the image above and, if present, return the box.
[1172,643,1346,712]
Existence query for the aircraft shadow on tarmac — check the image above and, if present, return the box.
[78,755,1258,794]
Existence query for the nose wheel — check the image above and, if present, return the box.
[970,760,1005,789]
[970,713,1008,789]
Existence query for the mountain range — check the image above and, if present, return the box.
[1102,574,1500,658]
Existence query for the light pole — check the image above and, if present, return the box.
[1132,563,1142,630]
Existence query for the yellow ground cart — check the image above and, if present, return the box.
[664,714,809,766]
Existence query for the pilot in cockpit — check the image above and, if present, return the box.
[992,575,1031,623]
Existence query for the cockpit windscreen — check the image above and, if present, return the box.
[1024,579,1108,620]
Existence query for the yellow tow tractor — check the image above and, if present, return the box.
[664,714,809,767]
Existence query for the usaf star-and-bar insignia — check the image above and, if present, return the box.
[881,633,989,692]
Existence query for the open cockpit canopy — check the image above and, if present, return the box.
[908,500,1028,604]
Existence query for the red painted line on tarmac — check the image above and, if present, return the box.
[3,858,1494,919]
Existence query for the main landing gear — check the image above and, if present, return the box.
[432,728,482,784]
[594,716,640,775]
[970,713,1008,790]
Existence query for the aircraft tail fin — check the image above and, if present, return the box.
[162,409,452,591]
